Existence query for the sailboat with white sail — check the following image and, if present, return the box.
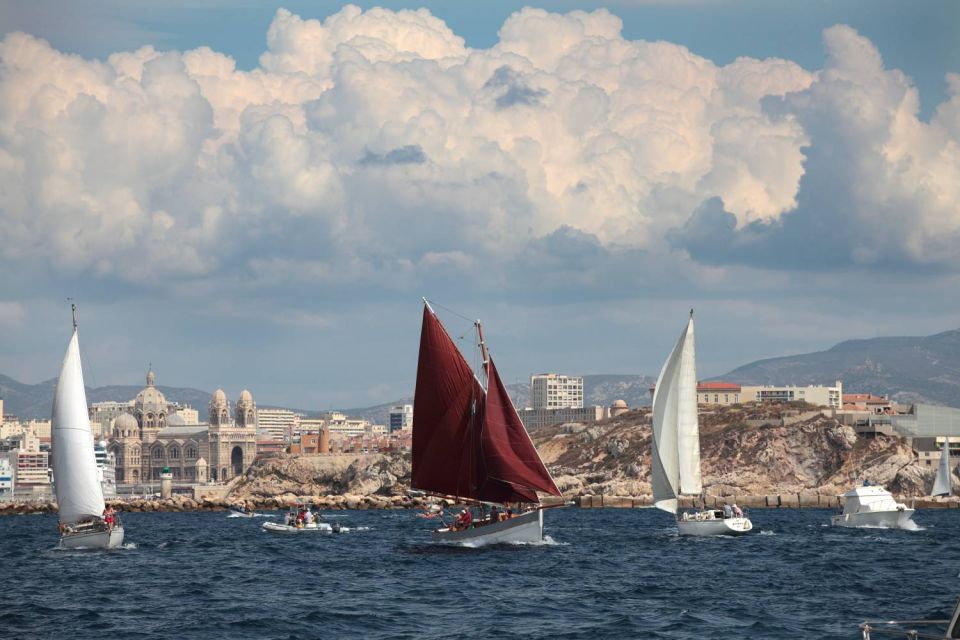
[52,305,125,549]
[650,311,753,536]
[932,437,953,498]
[412,300,563,544]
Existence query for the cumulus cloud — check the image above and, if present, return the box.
[675,26,960,270]
[0,4,957,299]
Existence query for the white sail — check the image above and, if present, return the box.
[676,316,702,495]
[51,329,105,524]
[650,314,701,513]
[932,438,952,497]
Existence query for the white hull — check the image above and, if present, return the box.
[677,515,753,536]
[262,521,334,534]
[432,509,544,544]
[831,508,915,529]
[61,526,125,549]
[229,510,255,518]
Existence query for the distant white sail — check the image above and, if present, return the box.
[651,314,702,513]
[932,438,952,497]
[51,329,105,524]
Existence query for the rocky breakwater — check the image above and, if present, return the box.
[533,402,950,507]
[226,451,419,510]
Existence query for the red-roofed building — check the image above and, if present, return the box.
[842,393,894,414]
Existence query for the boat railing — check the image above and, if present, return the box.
[860,620,952,639]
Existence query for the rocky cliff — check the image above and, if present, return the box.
[225,402,944,502]
[536,402,938,499]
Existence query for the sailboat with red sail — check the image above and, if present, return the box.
[413,299,562,544]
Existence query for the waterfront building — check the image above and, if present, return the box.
[107,369,256,486]
[326,412,372,439]
[530,374,584,409]
[519,405,606,431]
[0,456,13,498]
[10,431,51,497]
[297,417,325,437]
[256,408,298,443]
[389,404,413,433]
[696,382,743,406]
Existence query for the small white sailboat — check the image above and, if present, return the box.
[52,305,125,549]
[650,311,753,536]
[412,300,563,545]
[932,438,953,498]
[831,482,915,529]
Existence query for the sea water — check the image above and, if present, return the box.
[2,508,958,639]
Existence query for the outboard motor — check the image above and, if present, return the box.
[332,522,341,534]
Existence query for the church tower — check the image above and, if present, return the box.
[208,389,230,426]
[236,390,257,428]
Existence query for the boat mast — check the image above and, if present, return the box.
[475,319,489,391]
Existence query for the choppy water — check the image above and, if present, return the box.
[3,508,958,639]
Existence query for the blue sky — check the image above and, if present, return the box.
[0,1,958,410]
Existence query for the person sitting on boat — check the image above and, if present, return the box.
[723,503,733,519]
[505,507,513,520]
[489,505,500,523]
[461,508,473,529]
[452,510,465,531]
[304,510,314,525]
[732,503,743,518]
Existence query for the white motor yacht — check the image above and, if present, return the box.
[832,483,915,529]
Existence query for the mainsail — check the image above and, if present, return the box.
[412,303,560,504]
[650,313,702,514]
[51,326,105,524]
[932,438,953,497]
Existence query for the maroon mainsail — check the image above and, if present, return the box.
[412,303,561,503]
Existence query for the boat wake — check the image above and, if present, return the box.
[509,535,567,547]
[227,512,271,518]
[759,530,776,536]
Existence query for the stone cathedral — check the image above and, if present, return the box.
[107,369,257,486]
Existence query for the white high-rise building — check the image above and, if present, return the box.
[256,408,299,443]
[389,404,413,432]
[530,374,584,409]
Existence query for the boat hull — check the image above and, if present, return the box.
[61,525,125,549]
[262,521,333,534]
[432,509,544,545]
[831,508,915,529]
[677,515,753,537]
[229,510,255,518]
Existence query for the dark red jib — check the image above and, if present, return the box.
[412,304,561,503]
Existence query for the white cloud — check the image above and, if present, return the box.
[0,5,957,295]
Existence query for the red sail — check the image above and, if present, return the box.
[478,356,562,503]
[412,305,485,499]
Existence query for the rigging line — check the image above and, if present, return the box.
[424,298,476,324]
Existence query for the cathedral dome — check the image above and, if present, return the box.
[167,413,186,426]
[114,413,138,431]
[135,367,166,412]
[237,389,254,406]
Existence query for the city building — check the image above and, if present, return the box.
[0,456,13,498]
[256,408,299,443]
[743,381,842,408]
[389,404,413,433]
[11,431,50,497]
[696,382,743,406]
[107,369,257,486]
[518,406,606,431]
[530,374,584,409]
